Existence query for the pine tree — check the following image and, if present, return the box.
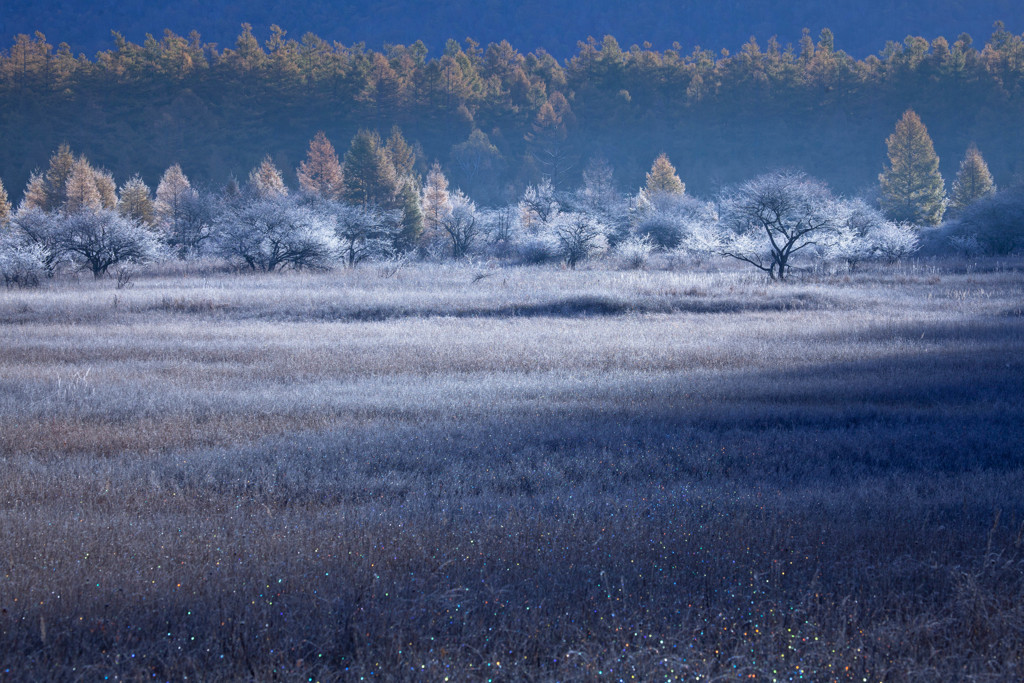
[64,157,102,214]
[879,110,945,225]
[949,144,996,214]
[341,130,400,207]
[118,175,156,225]
[0,178,11,226]
[397,180,424,250]
[248,155,288,198]
[297,131,344,200]
[421,162,452,235]
[645,153,685,196]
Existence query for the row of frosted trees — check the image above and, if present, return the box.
[0,110,1008,285]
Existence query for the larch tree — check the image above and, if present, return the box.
[949,144,996,214]
[64,157,102,214]
[248,155,288,199]
[385,126,417,180]
[297,131,344,200]
[22,173,48,211]
[155,164,196,235]
[879,110,945,225]
[645,153,685,196]
[421,162,452,237]
[117,175,156,226]
[94,169,118,210]
[0,178,10,226]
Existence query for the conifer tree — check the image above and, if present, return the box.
[397,180,424,250]
[155,164,195,228]
[421,162,452,235]
[297,131,344,200]
[385,126,417,180]
[949,144,996,214]
[118,175,156,225]
[645,153,685,196]
[879,110,945,225]
[342,130,400,207]
[94,169,118,210]
[64,157,102,214]
[248,155,288,198]
[22,172,48,211]
[0,178,10,226]
[44,143,76,211]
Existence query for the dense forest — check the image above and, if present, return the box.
[3,0,1021,60]
[2,23,1024,204]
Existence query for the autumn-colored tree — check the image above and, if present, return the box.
[297,131,344,200]
[21,173,48,211]
[248,155,288,198]
[421,162,452,236]
[155,164,195,228]
[94,169,118,210]
[879,110,945,225]
[117,175,156,225]
[64,157,102,214]
[385,126,417,180]
[949,144,996,214]
[341,130,400,207]
[0,178,10,226]
[645,153,685,196]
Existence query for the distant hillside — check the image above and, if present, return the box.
[2,0,1023,59]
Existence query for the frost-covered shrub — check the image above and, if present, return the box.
[615,234,654,269]
[214,196,339,271]
[0,236,47,287]
[548,211,608,268]
[944,186,1024,255]
[632,191,716,250]
[869,221,919,262]
[56,209,164,277]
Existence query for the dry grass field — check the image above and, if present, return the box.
[1,259,1023,681]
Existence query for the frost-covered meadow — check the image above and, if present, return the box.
[1,259,1023,680]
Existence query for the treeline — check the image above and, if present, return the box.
[3,117,1018,288]
[2,24,1024,203]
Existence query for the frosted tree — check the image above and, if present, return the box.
[440,190,479,259]
[549,211,608,268]
[332,203,402,267]
[297,131,344,200]
[644,153,685,196]
[54,209,162,277]
[248,155,288,199]
[949,144,996,215]
[117,175,156,226]
[719,171,843,280]
[214,196,338,271]
[519,177,560,229]
[879,110,945,225]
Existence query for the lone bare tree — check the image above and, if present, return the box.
[719,171,842,280]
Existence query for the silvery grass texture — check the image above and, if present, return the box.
[1,259,1023,680]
